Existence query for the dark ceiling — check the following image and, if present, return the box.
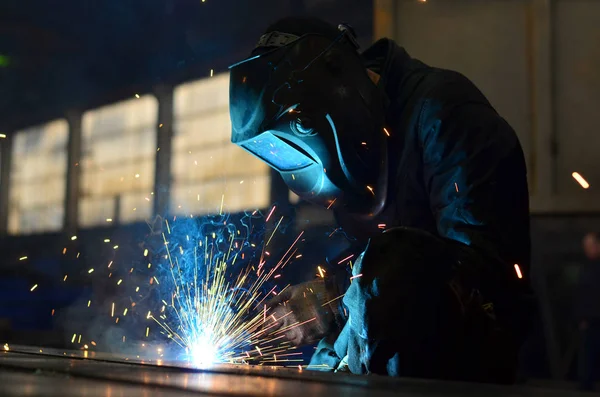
[0,0,373,132]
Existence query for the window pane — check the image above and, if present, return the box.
[174,74,230,119]
[9,119,68,234]
[79,198,115,227]
[120,192,153,223]
[171,175,270,216]
[172,73,271,216]
[80,95,158,226]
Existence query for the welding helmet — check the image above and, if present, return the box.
[229,19,388,216]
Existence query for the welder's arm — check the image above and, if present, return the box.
[419,100,531,302]
[336,101,534,376]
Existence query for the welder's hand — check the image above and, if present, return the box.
[339,227,458,375]
[264,279,341,347]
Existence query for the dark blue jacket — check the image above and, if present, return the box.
[333,39,533,340]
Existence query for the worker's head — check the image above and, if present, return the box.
[583,232,600,260]
[228,17,388,216]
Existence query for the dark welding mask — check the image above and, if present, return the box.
[229,25,388,216]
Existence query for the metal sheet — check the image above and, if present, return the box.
[0,345,585,396]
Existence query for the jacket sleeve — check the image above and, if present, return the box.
[418,83,532,316]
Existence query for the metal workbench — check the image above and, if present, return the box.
[0,345,587,396]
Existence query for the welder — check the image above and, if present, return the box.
[228,17,533,383]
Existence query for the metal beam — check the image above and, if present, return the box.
[0,133,13,236]
[529,0,562,380]
[64,111,82,234]
[529,0,556,203]
[530,193,600,214]
[373,0,396,41]
[153,85,174,217]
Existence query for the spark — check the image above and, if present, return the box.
[87,300,91,307]
[572,172,590,189]
[159,123,163,128]
[88,268,94,274]
[135,94,140,98]
[265,216,284,247]
[146,327,150,337]
[455,182,459,192]
[383,127,390,136]
[63,275,68,281]
[338,254,354,264]
[30,284,38,292]
[19,256,27,261]
[0,134,6,139]
[3,344,9,351]
[62,248,67,254]
[326,198,337,210]
[366,186,374,195]
[71,334,76,343]
[266,205,276,222]
[111,302,115,317]
[350,273,363,280]
[514,264,523,279]
[71,235,77,241]
[377,223,386,229]
[104,239,110,243]
[318,266,325,278]
[210,69,214,77]
[145,215,304,367]
[113,245,119,250]
[321,294,345,307]
[144,249,149,257]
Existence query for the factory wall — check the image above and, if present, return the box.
[375,0,600,213]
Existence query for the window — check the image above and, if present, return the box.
[80,96,158,227]
[172,73,270,215]
[9,119,68,234]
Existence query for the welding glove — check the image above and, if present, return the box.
[265,279,345,346]
[332,227,520,382]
